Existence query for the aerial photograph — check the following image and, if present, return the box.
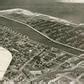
[0,0,84,84]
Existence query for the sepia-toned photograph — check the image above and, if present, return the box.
[0,0,84,84]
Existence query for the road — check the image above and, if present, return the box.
[0,15,84,55]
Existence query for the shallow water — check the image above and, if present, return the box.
[0,0,84,23]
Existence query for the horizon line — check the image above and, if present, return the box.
[55,0,84,3]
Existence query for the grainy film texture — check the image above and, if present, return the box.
[0,1,84,84]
